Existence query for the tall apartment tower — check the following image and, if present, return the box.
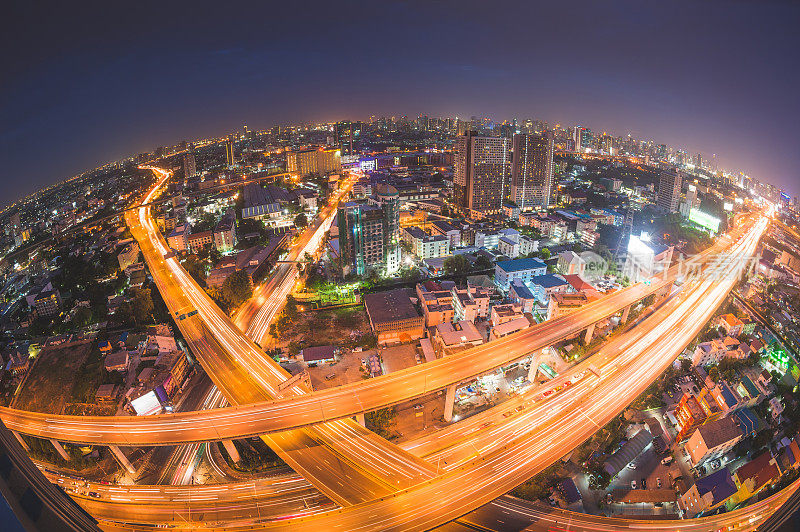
[510,132,554,210]
[225,137,235,167]
[658,169,683,213]
[337,185,400,276]
[453,131,509,217]
[183,151,196,178]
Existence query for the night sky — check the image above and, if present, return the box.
[2,0,799,206]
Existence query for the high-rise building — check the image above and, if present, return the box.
[509,132,554,210]
[337,185,400,276]
[183,151,196,178]
[334,121,362,156]
[286,147,342,176]
[658,169,683,213]
[572,126,592,153]
[453,132,509,217]
[225,138,235,167]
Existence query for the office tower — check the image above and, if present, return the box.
[510,132,554,210]
[571,126,592,152]
[694,153,703,168]
[225,138,235,167]
[337,185,400,276]
[658,169,683,213]
[334,121,362,156]
[183,151,196,178]
[453,132,509,217]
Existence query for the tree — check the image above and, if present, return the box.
[680,358,693,374]
[294,213,308,228]
[443,255,470,276]
[708,365,720,383]
[473,255,493,271]
[538,247,551,260]
[183,255,207,287]
[284,295,299,320]
[72,306,93,327]
[222,270,253,309]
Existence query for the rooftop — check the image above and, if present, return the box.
[694,467,737,504]
[496,257,546,273]
[695,416,742,448]
[363,288,420,324]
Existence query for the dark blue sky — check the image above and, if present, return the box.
[2,1,799,205]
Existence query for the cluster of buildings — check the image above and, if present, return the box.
[99,325,193,415]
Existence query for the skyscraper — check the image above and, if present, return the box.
[183,151,196,178]
[225,138,235,167]
[337,185,400,276]
[334,121,362,156]
[453,131,509,217]
[510,132,554,211]
[658,169,683,213]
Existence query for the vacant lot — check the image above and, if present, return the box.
[12,340,93,414]
[279,305,372,351]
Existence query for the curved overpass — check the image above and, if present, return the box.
[57,220,779,532]
[0,212,757,446]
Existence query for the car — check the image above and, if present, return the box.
[641,478,646,489]
[627,463,636,469]
[630,480,636,489]
[661,456,674,465]
[325,373,336,380]
[88,492,101,498]
[657,477,662,488]
[503,411,513,418]
[711,459,721,469]
[413,403,423,410]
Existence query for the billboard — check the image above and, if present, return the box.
[689,208,721,233]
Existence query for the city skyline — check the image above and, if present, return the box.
[2,1,800,206]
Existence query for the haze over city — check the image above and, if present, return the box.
[3,0,800,206]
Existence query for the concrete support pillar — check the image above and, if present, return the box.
[355,413,366,427]
[620,304,631,325]
[12,431,30,452]
[444,384,456,422]
[527,358,539,382]
[584,322,596,345]
[221,440,241,463]
[109,445,136,475]
[50,439,70,461]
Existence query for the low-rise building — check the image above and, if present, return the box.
[495,257,547,291]
[300,345,338,364]
[187,230,214,253]
[489,315,530,341]
[433,320,483,356]
[716,313,744,337]
[676,393,708,441]
[685,417,743,466]
[679,468,737,518]
[167,223,190,252]
[733,452,782,502]
[489,304,522,327]
[557,251,586,276]
[33,289,62,317]
[451,286,490,322]
[213,209,237,252]
[364,289,424,345]
[509,280,537,314]
[117,242,140,270]
[104,351,130,372]
[402,226,449,259]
